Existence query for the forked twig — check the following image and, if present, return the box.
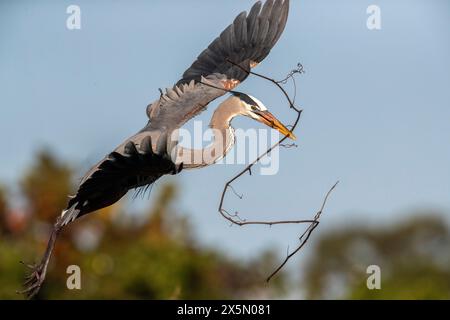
[218,59,338,280]
[266,181,339,282]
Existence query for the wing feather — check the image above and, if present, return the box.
[176,0,290,86]
[147,0,290,130]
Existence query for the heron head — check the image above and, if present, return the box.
[232,92,296,140]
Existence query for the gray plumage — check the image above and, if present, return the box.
[176,0,289,86]
[64,0,290,225]
[21,1,291,299]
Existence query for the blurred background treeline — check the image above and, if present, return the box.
[0,149,449,299]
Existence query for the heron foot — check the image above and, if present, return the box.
[17,261,46,299]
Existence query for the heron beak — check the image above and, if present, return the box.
[255,110,296,140]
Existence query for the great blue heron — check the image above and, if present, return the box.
[21,0,293,298]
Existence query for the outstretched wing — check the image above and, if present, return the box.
[59,133,181,226]
[177,0,290,86]
[146,0,290,131]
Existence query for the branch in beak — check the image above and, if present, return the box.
[255,110,296,140]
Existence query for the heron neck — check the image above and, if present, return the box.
[175,97,240,169]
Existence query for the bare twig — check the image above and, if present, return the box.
[280,142,298,149]
[217,59,338,280]
[266,181,339,282]
[277,63,305,84]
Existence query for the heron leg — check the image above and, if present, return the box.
[18,219,63,299]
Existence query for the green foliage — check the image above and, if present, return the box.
[302,215,450,299]
[2,149,449,300]
[20,149,72,222]
[0,185,8,235]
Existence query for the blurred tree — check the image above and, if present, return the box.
[20,149,72,222]
[3,149,450,300]
[302,215,450,299]
[40,183,286,299]
[0,184,8,235]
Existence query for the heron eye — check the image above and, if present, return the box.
[251,105,258,111]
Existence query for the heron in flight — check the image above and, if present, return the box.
[22,0,293,298]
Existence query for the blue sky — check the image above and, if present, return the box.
[1,0,449,263]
